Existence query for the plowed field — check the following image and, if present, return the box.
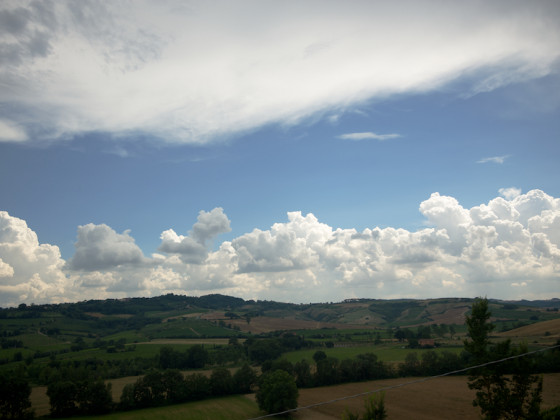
[292,373,560,419]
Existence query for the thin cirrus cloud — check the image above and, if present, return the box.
[0,1,559,144]
[337,132,402,141]
[1,189,559,307]
[477,155,511,164]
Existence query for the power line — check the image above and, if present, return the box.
[247,344,560,420]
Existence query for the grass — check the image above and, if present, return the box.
[103,331,148,342]
[73,395,260,420]
[18,333,69,351]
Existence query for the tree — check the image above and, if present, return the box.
[294,359,313,388]
[464,297,543,420]
[313,350,327,363]
[233,363,257,393]
[129,371,165,408]
[186,345,208,368]
[78,379,112,415]
[342,393,387,420]
[210,367,234,396]
[363,393,387,420]
[248,339,282,363]
[47,381,78,417]
[162,369,186,403]
[183,373,210,401]
[449,324,457,339]
[464,298,494,363]
[394,329,406,342]
[256,370,298,414]
[399,352,420,377]
[0,372,33,419]
[315,357,340,386]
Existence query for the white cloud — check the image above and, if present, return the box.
[1,1,559,144]
[2,189,560,305]
[0,211,70,306]
[158,207,231,263]
[0,120,27,142]
[337,132,401,141]
[190,208,232,245]
[499,187,522,200]
[231,212,331,273]
[67,224,146,271]
[0,258,14,277]
[477,155,511,164]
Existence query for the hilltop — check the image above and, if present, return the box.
[3,294,559,339]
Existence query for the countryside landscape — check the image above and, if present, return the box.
[2,1,560,419]
[1,294,559,419]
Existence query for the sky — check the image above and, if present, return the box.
[1,0,560,307]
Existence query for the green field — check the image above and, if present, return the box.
[76,395,260,420]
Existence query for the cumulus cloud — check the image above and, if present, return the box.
[232,212,331,273]
[67,223,146,271]
[158,208,231,263]
[190,208,232,245]
[337,132,401,141]
[1,0,559,144]
[0,211,69,306]
[499,187,522,200]
[2,189,560,305]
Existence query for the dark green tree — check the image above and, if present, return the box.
[47,381,78,417]
[256,370,298,415]
[0,372,34,419]
[210,367,234,396]
[186,345,208,368]
[315,357,339,386]
[464,298,494,363]
[248,339,282,363]
[233,363,257,393]
[464,297,543,420]
[119,384,136,410]
[162,369,186,403]
[131,371,165,408]
[158,346,177,369]
[183,373,211,401]
[78,379,112,415]
[294,359,313,388]
[313,350,327,363]
[399,352,421,377]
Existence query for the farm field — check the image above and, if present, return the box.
[30,374,560,419]
[498,318,560,339]
[293,373,560,420]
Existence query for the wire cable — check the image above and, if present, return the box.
[247,343,560,419]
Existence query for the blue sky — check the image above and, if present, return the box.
[1,1,559,306]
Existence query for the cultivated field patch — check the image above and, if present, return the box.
[293,373,560,420]
[498,318,560,338]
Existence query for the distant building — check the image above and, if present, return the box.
[418,338,435,348]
